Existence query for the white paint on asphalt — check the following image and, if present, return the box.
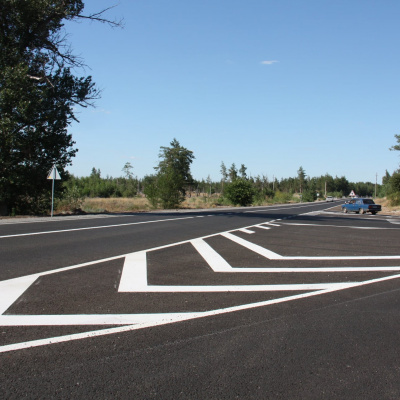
[0,275,40,314]
[2,208,400,353]
[0,215,201,239]
[238,228,255,234]
[3,272,400,353]
[191,238,232,272]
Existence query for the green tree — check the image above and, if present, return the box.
[297,166,306,193]
[229,163,238,181]
[239,164,247,179]
[389,134,400,152]
[220,161,228,193]
[0,1,120,214]
[148,139,195,209]
[122,162,134,179]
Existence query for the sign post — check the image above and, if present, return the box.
[47,165,61,217]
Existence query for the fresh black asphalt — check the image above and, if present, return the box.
[2,201,400,399]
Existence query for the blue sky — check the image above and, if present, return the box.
[64,0,400,184]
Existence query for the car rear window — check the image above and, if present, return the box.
[363,199,375,204]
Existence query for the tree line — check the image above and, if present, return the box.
[57,137,391,211]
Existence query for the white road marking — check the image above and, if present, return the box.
[0,275,40,314]
[118,240,343,292]
[238,228,255,234]
[3,273,400,353]
[3,213,400,352]
[0,215,201,239]
[118,251,147,291]
[222,231,400,260]
[283,222,396,230]
[221,232,284,259]
[191,239,232,272]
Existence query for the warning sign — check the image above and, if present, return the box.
[47,165,61,180]
[349,190,356,197]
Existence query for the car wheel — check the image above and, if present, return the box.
[343,208,348,213]
[371,211,376,215]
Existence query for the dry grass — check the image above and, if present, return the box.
[375,197,400,215]
[60,196,400,215]
[80,197,152,213]
[77,195,227,213]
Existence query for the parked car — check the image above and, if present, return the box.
[341,198,381,215]
[326,196,334,202]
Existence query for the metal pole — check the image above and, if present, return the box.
[51,167,55,217]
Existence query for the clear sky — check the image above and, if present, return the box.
[64,0,400,184]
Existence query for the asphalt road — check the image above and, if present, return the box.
[1,201,400,399]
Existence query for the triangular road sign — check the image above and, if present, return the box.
[47,165,61,180]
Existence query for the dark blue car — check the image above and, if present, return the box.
[341,198,381,215]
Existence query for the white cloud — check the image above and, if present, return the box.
[91,108,111,115]
[261,60,278,65]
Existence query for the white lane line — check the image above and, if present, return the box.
[221,232,284,259]
[238,228,255,234]
[0,313,203,326]
[281,222,399,230]
[0,215,200,239]
[3,272,400,353]
[120,283,347,292]
[191,239,232,272]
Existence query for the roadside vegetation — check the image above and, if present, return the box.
[51,146,398,214]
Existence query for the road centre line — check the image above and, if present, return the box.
[3,273,400,353]
[0,215,203,239]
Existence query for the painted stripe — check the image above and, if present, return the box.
[3,273,400,353]
[282,222,398,230]
[118,251,147,292]
[221,232,400,261]
[256,225,271,230]
[191,239,232,272]
[238,228,255,234]
[0,215,199,239]
[0,275,40,314]
[221,232,284,259]
[123,283,353,292]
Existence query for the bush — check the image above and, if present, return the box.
[388,192,400,206]
[225,179,255,206]
[273,190,293,204]
[301,190,317,202]
[56,185,85,212]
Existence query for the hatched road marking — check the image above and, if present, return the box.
[2,216,400,353]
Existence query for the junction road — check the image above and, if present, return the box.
[2,201,400,399]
